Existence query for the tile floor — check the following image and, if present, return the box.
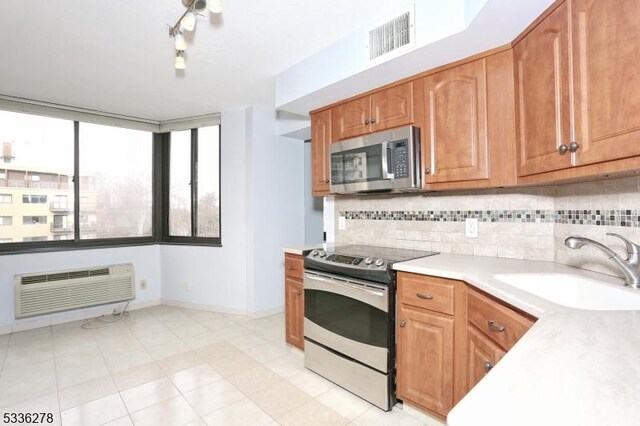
[0,306,433,425]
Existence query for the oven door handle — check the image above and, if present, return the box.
[304,272,385,297]
[380,141,394,180]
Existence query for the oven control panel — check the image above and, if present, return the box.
[309,250,386,268]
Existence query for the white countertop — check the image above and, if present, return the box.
[393,254,640,426]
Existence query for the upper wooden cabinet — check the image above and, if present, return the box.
[514,2,572,177]
[310,109,331,196]
[571,0,640,167]
[514,0,640,180]
[332,82,414,141]
[421,50,517,189]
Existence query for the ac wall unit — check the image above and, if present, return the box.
[14,263,135,319]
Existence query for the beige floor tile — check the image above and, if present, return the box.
[249,381,311,421]
[208,352,262,377]
[184,419,207,426]
[183,380,245,416]
[180,331,224,349]
[169,364,223,393]
[120,377,180,413]
[244,342,290,363]
[286,370,336,398]
[156,351,204,375]
[136,329,180,348]
[111,362,164,391]
[263,354,306,379]
[0,392,59,415]
[278,400,349,426]
[56,359,111,389]
[227,365,283,396]
[351,406,424,426]
[0,359,57,406]
[145,339,191,361]
[59,374,117,411]
[167,322,208,339]
[103,349,154,373]
[129,395,199,426]
[202,398,274,426]
[227,333,270,351]
[210,324,252,340]
[196,342,243,363]
[60,393,127,426]
[102,416,133,426]
[316,386,372,420]
[199,317,236,331]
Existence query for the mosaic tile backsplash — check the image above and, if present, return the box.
[333,176,640,279]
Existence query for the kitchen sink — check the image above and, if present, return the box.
[493,273,640,310]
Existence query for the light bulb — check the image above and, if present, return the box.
[180,11,196,31]
[175,51,186,70]
[209,0,223,14]
[174,32,187,51]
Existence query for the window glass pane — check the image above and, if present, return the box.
[0,110,74,243]
[169,131,192,236]
[197,126,220,238]
[79,123,152,239]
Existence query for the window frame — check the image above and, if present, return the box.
[0,112,222,254]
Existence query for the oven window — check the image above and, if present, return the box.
[305,289,387,348]
[331,144,383,184]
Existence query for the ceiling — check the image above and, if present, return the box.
[0,0,415,121]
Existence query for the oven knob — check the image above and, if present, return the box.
[318,250,327,258]
[311,250,319,257]
[375,259,385,267]
[365,257,373,265]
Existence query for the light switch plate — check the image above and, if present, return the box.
[465,218,478,238]
[338,216,346,230]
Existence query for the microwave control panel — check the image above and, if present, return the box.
[393,141,409,178]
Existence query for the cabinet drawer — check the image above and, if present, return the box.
[467,288,534,351]
[398,273,455,316]
[285,254,304,280]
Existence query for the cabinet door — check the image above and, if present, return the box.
[371,82,414,132]
[397,304,454,416]
[466,325,505,393]
[331,96,370,141]
[423,60,489,183]
[311,110,331,196]
[285,277,304,350]
[571,0,640,166]
[514,2,572,177]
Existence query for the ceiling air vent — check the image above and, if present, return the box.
[367,10,414,61]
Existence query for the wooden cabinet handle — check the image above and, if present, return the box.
[488,320,505,332]
[370,118,376,124]
[484,361,494,372]
[569,141,580,152]
[416,293,433,300]
[296,290,302,296]
[323,179,329,183]
[364,119,370,125]
[558,144,568,154]
[399,320,406,327]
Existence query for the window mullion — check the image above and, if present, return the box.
[191,128,198,237]
[73,121,80,241]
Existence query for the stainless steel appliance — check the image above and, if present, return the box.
[329,126,421,194]
[303,244,438,410]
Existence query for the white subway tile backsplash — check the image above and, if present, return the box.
[334,176,640,278]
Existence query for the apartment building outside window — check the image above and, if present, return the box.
[0,216,12,226]
[23,216,47,225]
[0,194,10,203]
[22,194,47,203]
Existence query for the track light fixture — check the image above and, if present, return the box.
[168,0,224,69]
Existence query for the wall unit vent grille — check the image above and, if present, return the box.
[367,11,413,61]
[14,264,135,318]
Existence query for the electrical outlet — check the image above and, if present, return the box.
[182,281,190,292]
[140,280,148,290]
[465,218,479,238]
[338,216,346,231]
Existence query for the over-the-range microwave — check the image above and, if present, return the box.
[329,125,421,194]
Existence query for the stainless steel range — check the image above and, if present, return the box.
[303,244,438,410]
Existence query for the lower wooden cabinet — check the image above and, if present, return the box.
[397,304,454,417]
[466,324,505,393]
[284,254,304,350]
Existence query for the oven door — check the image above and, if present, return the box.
[303,270,389,372]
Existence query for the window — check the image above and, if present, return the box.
[167,126,221,243]
[23,216,47,225]
[79,123,153,239]
[0,216,12,226]
[0,194,11,203]
[22,194,47,204]
[23,236,47,242]
[0,239,12,243]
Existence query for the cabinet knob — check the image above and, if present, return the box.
[399,320,406,327]
[488,320,505,332]
[364,119,370,125]
[484,361,494,372]
[296,290,302,296]
[424,167,431,174]
[371,118,376,124]
[569,141,580,152]
[558,144,568,154]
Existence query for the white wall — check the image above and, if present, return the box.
[160,108,249,313]
[0,245,161,332]
[304,142,324,244]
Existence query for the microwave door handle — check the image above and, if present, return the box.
[381,142,394,180]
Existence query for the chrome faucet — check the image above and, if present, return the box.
[565,233,640,288]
